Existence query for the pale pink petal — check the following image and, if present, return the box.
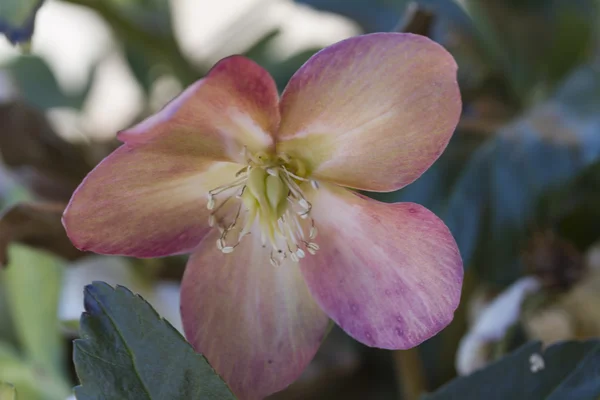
[181,229,330,400]
[277,33,461,192]
[301,185,463,349]
[119,55,280,163]
[62,144,242,257]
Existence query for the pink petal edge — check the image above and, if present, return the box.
[119,55,281,164]
[62,144,241,258]
[300,185,463,349]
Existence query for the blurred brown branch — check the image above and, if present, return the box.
[0,201,83,267]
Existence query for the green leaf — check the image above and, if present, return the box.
[4,56,93,110]
[0,341,70,400]
[445,65,600,286]
[0,0,44,45]
[1,245,64,376]
[0,382,16,400]
[460,0,597,103]
[295,0,410,32]
[74,282,236,400]
[536,159,600,250]
[421,340,600,399]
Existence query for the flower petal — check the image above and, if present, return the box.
[62,144,241,257]
[119,55,280,163]
[277,33,461,192]
[180,228,330,400]
[301,185,463,349]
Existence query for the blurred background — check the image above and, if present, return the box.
[0,0,599,399]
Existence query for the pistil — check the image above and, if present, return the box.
[206,151,319,266]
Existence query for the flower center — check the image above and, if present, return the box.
[206,150,319,266]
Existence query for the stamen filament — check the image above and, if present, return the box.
[205,153,320,263]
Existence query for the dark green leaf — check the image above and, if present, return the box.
[74,282,236,400]
[461,0,597,103]
[0,0,44,45]
[446,65,600,286]
[269,49,322,90]
[295,0,410,32]
[4,56,93,110]
[421,340,600,400]
[242,30,322,91]
[536,159,600,250]
[107,0,172,35]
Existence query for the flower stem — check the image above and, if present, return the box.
[392,347,427,400]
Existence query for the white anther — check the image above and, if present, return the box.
[290,252,299,262]
[207,195,215,210]
[266,168,278,177]
[216,238,224,250]
[235,166,248,177]
[208,214,216,227]
[311,180,319,189]
[308,242,320,251]
[307,247,317,255]
[260,232,267,247]
[309,226,318,239]
[299,212,309,219]
[221,246,235,254]
[296,249,305,259]
[270,257,279,267]
[298,199,310,210]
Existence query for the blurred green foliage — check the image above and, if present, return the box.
[0,382,17,400]
[0,245,71,400]
[1,0,600,398]
[0,0,44,45]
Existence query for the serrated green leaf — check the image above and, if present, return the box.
[0,0,44,45]
[1,245,64,376]
[421,340,600,399]
[74,282,236,400]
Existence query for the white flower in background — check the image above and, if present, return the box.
[456,277,541,375]
[59,256,183,333]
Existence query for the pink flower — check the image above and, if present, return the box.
[63,33,463,399]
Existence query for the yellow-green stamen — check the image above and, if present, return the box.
[206,150,319,266]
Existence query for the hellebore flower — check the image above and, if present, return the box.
[63,33,463,399]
